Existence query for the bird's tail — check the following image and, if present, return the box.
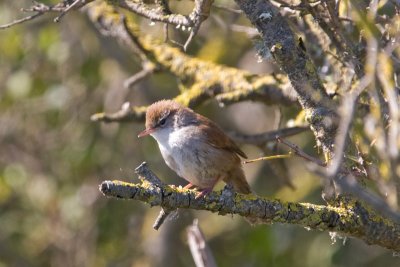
[224,167,261,224]
[224,167,251,194]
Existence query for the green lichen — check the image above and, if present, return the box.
[112,180,136,187]
[305,59,317,76]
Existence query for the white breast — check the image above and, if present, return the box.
[150,126,216,188]
[151,126,193,175]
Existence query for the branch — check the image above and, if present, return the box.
[116,0,214,50]
[91,78,295,123]
[229,126,309,145]
[0,11,44,30]
[85,2,296,122]
[183,0,214,51]
[234,0,339,156]
[0,0,91,30]
[123,64,156,89]
[277,137,327,167]
[277,137,400,222]
[305,1,363,77]
[116,0,193,27]
[90,83,215,123]
[54,0,85,22]
[90,103,146,123]
[326,75,373,179]
[99,163,400,252]
[187,219,217,267]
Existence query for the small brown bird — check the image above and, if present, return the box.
[138,100,251,198]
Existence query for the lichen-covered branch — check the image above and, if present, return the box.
[91,78,296,122]
[86,2,296,122]
[2,1,297,123]
[99,164,400,252]
[234,0,339,156]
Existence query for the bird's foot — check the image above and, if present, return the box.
[183,183,194,189]
[195,188,212,199]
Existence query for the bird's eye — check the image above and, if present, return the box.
[159,117,167,126]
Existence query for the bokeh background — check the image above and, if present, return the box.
[0,1,399,266]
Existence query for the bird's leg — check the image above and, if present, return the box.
[195,178,220,199]
[195,188,212,199]
[183,182,194,189]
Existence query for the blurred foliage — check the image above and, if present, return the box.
[0,1,399,267]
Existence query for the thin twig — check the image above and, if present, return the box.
[187,219,217,267]
[153,208,174,230]
[229,24,258,37]
[377,35,400,200]
[230,126,308,145]
[123,64,155,89]
[326,53,375,179]
[184,25,199,51]
[244,154,292,164]
[121,15,154,62]
[0,12,44,29]
[277,137,327,167]
[90,104,147,123]
[212,4,242,14]
[54,0,82,22]
[379,41,400,160]
[184,0,214,51]
[0,0,89,29]
[163,23,169,43]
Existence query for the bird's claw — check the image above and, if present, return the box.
[195,188,212,199]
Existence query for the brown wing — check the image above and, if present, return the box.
[197,114,248,159]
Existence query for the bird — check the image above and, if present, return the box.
[138,100,252,198]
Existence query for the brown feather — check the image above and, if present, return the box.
[145,100,181,129]
[196,114,248,159]
[147,100,247,159]
[142,99,252,201]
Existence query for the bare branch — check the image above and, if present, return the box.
[152,208,174,230]
[116,0,193,27]
[90,103,146,123]
[244,154,291,164]
[184,0,214,51]
[123,64,156,89]
[0,1,91,29]
[187,219,217,267]
[277,137,327,167]
[54,0,83,22]
[229,126,308,145]
[112,0,214,50]
[0,11,44,30]
[213,4,242,14]
[326,75,373,179]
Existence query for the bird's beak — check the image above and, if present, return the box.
[138,128,155,138]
